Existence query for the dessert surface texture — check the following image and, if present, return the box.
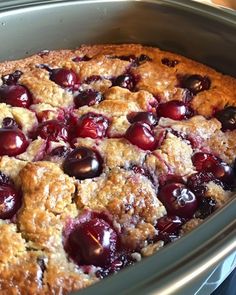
[0,44,235,294]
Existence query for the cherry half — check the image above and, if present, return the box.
[0,84,32,108]
[156,100,191,120]
[181,75,211,95]
[50,68,78,88]
[74,89,103,108]
[75,113,109,139]
[63,147,103,180]
[215,106,236,131]
[127,112,158,127]
[158,183,198,218]
[192,152,235,186]
[67,217,118,267]
[35,120,69,142]
[0,128,28,156]
[125,122,156,150]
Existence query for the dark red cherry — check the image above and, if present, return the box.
[0,128,28,156]
[0,184,21,219]
[215,106,236,131]
[187,172,218,198]
[156,100,191,120]
[50,68,77,88]
[125,122,156,150]
[192,152,235,185]
[158,183,198,218]
[96,253,134,278]
[0,84,32,108]
[112,73,137,91]
[75,113,109,139]
[2,117,19,129]
[156,215,183,234]
[181,75,211,95]
[195,197,216,219]
[72,56,91,62]
[161,58,179,68]
[35,120,68,142]
[74,90,103,108]
[68,218,118,267]
[49,146,71,158]
[63,147,103,180]
[127,112,157,126]
[2,70,23,85]
[0,171,12,186]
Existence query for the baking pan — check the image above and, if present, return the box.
[0,1,235,295]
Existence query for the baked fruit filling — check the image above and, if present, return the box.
[0,44,235,294]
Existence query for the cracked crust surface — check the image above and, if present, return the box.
[0,44,235,294]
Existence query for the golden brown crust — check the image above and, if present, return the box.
[0,43,235,294]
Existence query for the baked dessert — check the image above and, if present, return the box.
[0,44,235,294]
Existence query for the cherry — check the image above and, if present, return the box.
[50,68,78,88]
[156,215,183,234]
[0,184,21,219]
[74,90,103,108]
[195,197,216,219]
[181,75,211,95]
[35,120,68,142]
[2,117,19,129]
[63,147,103,180]
[127,112,157,126]
[0,128,28,156]
[192,152,235,186]
[2,70,23,85]
[215,106,236,131]
[112,73,137,91]
[67,218,118,267]
[84,75,103,84]
[0,84,32,108]
[156,100,191,120]
[161,58,179,68]
[96,253,134,278]
[49,146,70,158]
[75,113,109,139]
[187,172,219,198]
[72,56,91,62]
[0,171,12,186]
[125,122,156,150]
[158,183,198,218]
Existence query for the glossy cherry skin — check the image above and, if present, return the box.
[74,90,103,108]
[2,70,23,85]
[181,75,211,95]
[0,128,28,156]
[0,184,21,219]
[158,183,198,218]
[68,218,118,267]
[215,106,236,131]
[161,58,179,68]
[125,122,156,150]
[2,117,19,129]
[156,100,190,120]
[75,113,109,139]
[112,73,137,91]
[63,147,103,180]
[128,112,158,126]
[156,215,183,234]
[49,146,70,158]
[192,152,235,185]
[0,84,32,108]
[35,120,69,142]
[50,68,77,88]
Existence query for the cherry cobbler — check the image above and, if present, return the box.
[0,44,235,294]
